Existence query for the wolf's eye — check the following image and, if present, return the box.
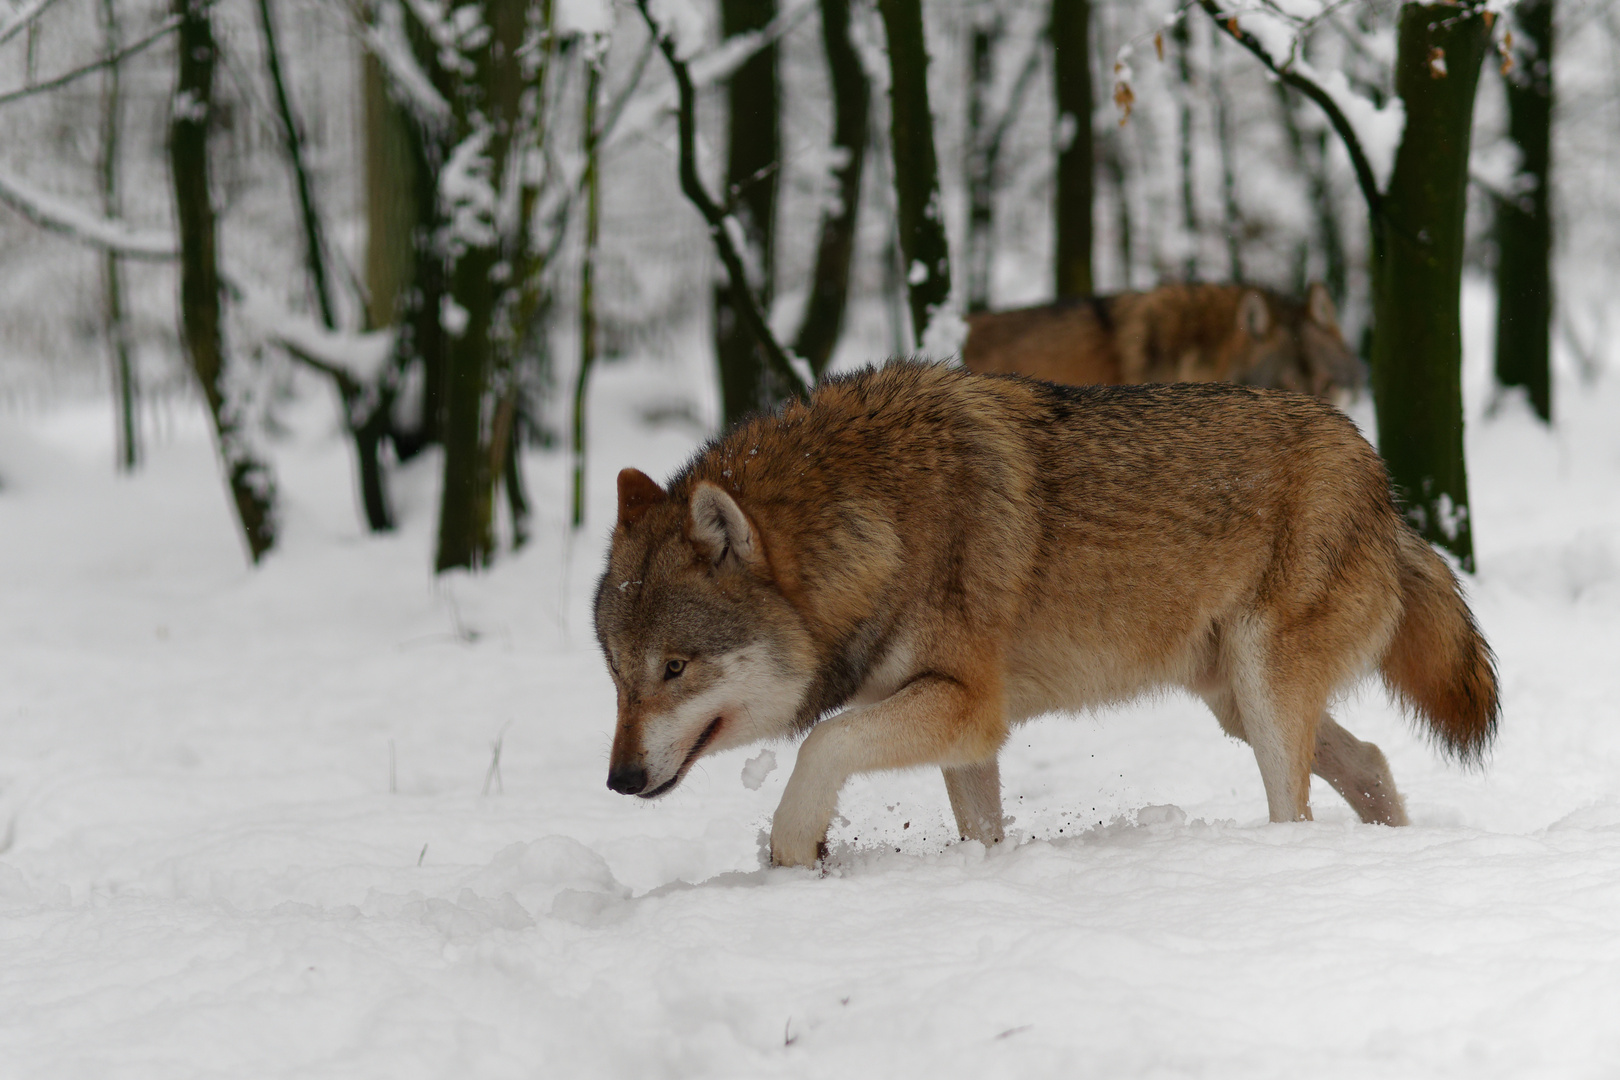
[664,658,687,680]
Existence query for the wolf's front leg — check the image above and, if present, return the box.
[771,672,1008,868]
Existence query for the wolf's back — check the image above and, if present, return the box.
[1380,527,1499,764]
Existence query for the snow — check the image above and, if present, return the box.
[5,285,1620,1075]
[741,750,778,791]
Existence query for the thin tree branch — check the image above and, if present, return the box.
[1195,0,1382,221]
[256,0,338,329]
[0,166,177,259]
[0,15,178,109]
[0,0,64,48]
[635,0,810,398]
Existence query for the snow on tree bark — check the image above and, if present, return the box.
[169,0,277,563]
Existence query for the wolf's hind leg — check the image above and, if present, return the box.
[1208,631,1318,822]
[771,673,1006,868]
[1314,714,1408,826]
[943,759,1004,845]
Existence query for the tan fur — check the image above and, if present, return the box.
[594,363,1497,867]
[962,282,1363,403]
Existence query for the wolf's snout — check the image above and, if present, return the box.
[606,762,648,796]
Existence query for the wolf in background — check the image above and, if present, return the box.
[963,282,1362,403]
[594,363,1496,868]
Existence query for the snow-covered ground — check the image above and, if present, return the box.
[5,289,1620,1077]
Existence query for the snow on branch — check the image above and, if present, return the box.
[609,0,815,153]
[0,0,63,48]
[361,0,453,129]
[635,0,810,398]
[0,15,179,110]
[235,281,396,391]
[0,167,177,259]
[1195,0,1398,219]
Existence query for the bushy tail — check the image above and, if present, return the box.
[1380,527,1499,766]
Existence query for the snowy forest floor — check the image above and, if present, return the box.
[5,284,1620,1077]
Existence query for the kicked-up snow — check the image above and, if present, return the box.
[5,315,1620,1077]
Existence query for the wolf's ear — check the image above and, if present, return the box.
[1306,281,1340,331]
[689,481,765,573]
[1237,290,1271,339]
[617,468,667,527]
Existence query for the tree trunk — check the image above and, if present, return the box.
[1212,65,1244,282]
[877,0,951,344]
[434,1,526,573]
[380,11,453,461]
[1100,129,1134,289]
[1493,0,1553,422]
[572,59,601,530]
[1370,4,1490,572]
[1172,17,1199,281]
[100,0,136,473]
[257,0,336,330]
[963,14,996,313]
[1051,0,1093,299]
[363,51,418,332]
[263,0,396,532]
[793,0,869,371]
[170,0,276,562]
[714,0,781,426]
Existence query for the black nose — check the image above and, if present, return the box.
[607,763,648,795]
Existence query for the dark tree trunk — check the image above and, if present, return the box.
[877,0,952,343]
[1212,65,1244,282]
[1172,17,1199,281]
[263,0,396,532]
[1100,130,1134,290]
[963,15,996,313]
[1051,0,1093,299]
[1370,4,1490,572]
[100,0,137,473]
[793,0,869,371]
[257,0,335,329]
[170,0,276,562]
[1493,0,1553,422]
[573,59,602,530]
[714,0,781,426]
[363,50,418,333]
[434,1,526,573]
[379,11,453,461]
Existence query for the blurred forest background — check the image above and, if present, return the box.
[0,0,1613,574]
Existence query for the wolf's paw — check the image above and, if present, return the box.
[769,825,829,869]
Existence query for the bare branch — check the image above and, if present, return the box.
[1195,0,1383,221]
[0,166,177,259]
[0,15,178,109]
[0,0,64,48]
[635,0,810,398]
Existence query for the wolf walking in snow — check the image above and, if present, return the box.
[963,281,1363,404]
[594,362,1497,868]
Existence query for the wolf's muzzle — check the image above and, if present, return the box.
[606,763,648,795]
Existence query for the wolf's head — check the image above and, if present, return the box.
[1231,283,1364,403]
[593,468,815,799]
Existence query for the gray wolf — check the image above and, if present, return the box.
[962,282,1362,403]
[594,362,1496,867]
